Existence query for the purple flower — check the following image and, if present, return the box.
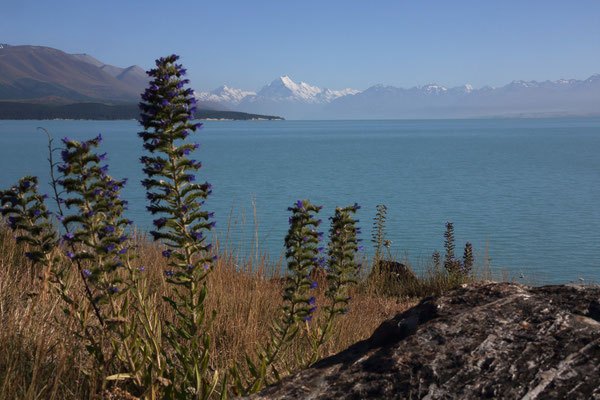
[118,235,127,242]
[304,315,312,322]
[100,165,109,173]
[119,248,127,254]
[296,200,303,209]
[98,152,107,161]
[153,218,167,228]
[164,270,174,277]
[56,215,65,222]
[83,269,91,276]
[63,232,74,241]
[109,286,119,293]
[191,231,203,240]
[105,226,115,233]
[310,282,318,289]
[203,264,211,270]
[96,133,103,143]
[65,251,75,259]
[308,296,316,305]
[105,244,115,252]
[162,249,173,258]
[139,266,146,272]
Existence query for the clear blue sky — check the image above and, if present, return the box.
[2,0,599,91]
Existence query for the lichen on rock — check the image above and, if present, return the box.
[246,282,600,399]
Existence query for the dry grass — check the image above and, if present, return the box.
[0,224,482,399]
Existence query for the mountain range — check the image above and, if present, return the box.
[197,75,600,119]
[0,44,221,110]
[1,44,598,119]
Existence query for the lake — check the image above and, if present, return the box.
[1,118,599,284]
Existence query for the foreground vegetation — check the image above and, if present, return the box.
[0,224,486,399]
[0,55,485,399]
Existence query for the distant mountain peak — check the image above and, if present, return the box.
[196,76,359,109]
[193,73,598,119]
[195,85,256,105]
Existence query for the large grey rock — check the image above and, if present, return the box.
[248,282,600,399]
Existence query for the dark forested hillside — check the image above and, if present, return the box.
[0,101,283,120]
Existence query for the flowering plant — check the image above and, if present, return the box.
[138,54,218,398]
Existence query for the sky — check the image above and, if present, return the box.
[2,0,599,92]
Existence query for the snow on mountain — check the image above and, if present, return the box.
[420,84,448,94]
[194,74,599,119]
[195,85,256,105]
[252,76,359,103]
[196,76,359,109]
[324,74,600,119]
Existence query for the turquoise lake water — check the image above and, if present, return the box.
[1,118,599,284]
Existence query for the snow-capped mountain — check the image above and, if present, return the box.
[195,85,256,105]
[195,74,600,119]
[195,76,359,119]
[251,76,359,103]
[194,76,359,117]
[324,74,600,119]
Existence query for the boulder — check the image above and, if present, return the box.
[247,282,600,399]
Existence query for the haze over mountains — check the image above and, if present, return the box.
[1,44,598,120]
[0,44,147,103]
[198,75,600,119]
[0,44,220,110]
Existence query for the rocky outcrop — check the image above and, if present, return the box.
[248,282,600,399]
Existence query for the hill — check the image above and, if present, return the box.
[0,44,226,111]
